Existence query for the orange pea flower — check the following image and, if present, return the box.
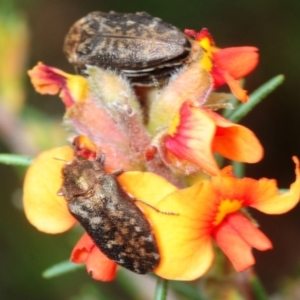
[28,62,88,107]
[23,147,300,281]
[23,146,177,280]
[23,146,118,280]
[164,100,263,175]
[185,28,259,102]
[122,157,300,279]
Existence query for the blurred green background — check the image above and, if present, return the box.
[1,0,300,299]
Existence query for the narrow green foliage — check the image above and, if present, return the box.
[42,260,83,278]
[250,272,269,300]
[228,74,285,123]
[232,161,245,178]
[155,278,169,300]
[0,154,33,166]
[170,281,209,300]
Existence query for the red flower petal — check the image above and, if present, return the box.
[212,212,272,272]
[165,101,219,175]
[211,109,263,163]
[86,247,117,281]
[28,62,88,107]
[71,233,95,263]
[212,216,255,272]
[71,233,117,281]
[165,101,263,174]
[215,69,249,102]
[213,47,259,81]
[185,28,258,102]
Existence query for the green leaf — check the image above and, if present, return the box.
[42,260,83,278]
[228,74,285,123]
[250,272,269,300]
[232,161,245,178]
[0,154,34,166]
[155,277,169,300]
[170,281,209,300]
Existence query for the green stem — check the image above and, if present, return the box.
[0,153,33,166]
[170,281,208,300]
[250,272,269,300]
[155,277,169,300]
[228,74,285,123]
[231,161,245,178]
[42,260,83,278]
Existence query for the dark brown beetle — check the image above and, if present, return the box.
[58,154,160,274]
[63,11,201,86]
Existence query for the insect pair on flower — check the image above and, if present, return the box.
[23,11,300,282]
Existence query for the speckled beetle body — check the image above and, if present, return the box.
[63,11,201,85]
[58,154,160,274]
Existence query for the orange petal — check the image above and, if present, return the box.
[228,213,272,251]
[211,175,276,208]
[151,184,215,280]
[220,70,249,102]
[121,173,215,280]
[213,212,272,272]
[185,29,258,102]
[118,171,215,279]
[165,101,220,175]
[210,109,264,163]
[210,158,300,215]
[213,217,255,272]
[250,157,300,214]
[28,62,88,107]
[165,101,263,173]
[28,62,63,95]
[117,171,178,207]
[71,233,117,281]
[71,233,95,263]
[86,247,117,281]
[23,147,77,233]
[213,47,259,80]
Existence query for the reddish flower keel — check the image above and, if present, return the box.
[71,233,117,281]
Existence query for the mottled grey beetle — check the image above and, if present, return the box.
[58,154,160,274]
[63,11,201,86]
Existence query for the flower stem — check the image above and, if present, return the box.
[249,271,269,300]
[228,74,285,123]
[170,281,209,300]
[154,277,169,300]
[0,153,33,166]
[42,260,83,278]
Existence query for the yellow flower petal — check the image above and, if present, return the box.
[23,146,76,233]
[119,172,214,280]
[153,185,214,280]
[117,171,178,206]
[251,157,300,214]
